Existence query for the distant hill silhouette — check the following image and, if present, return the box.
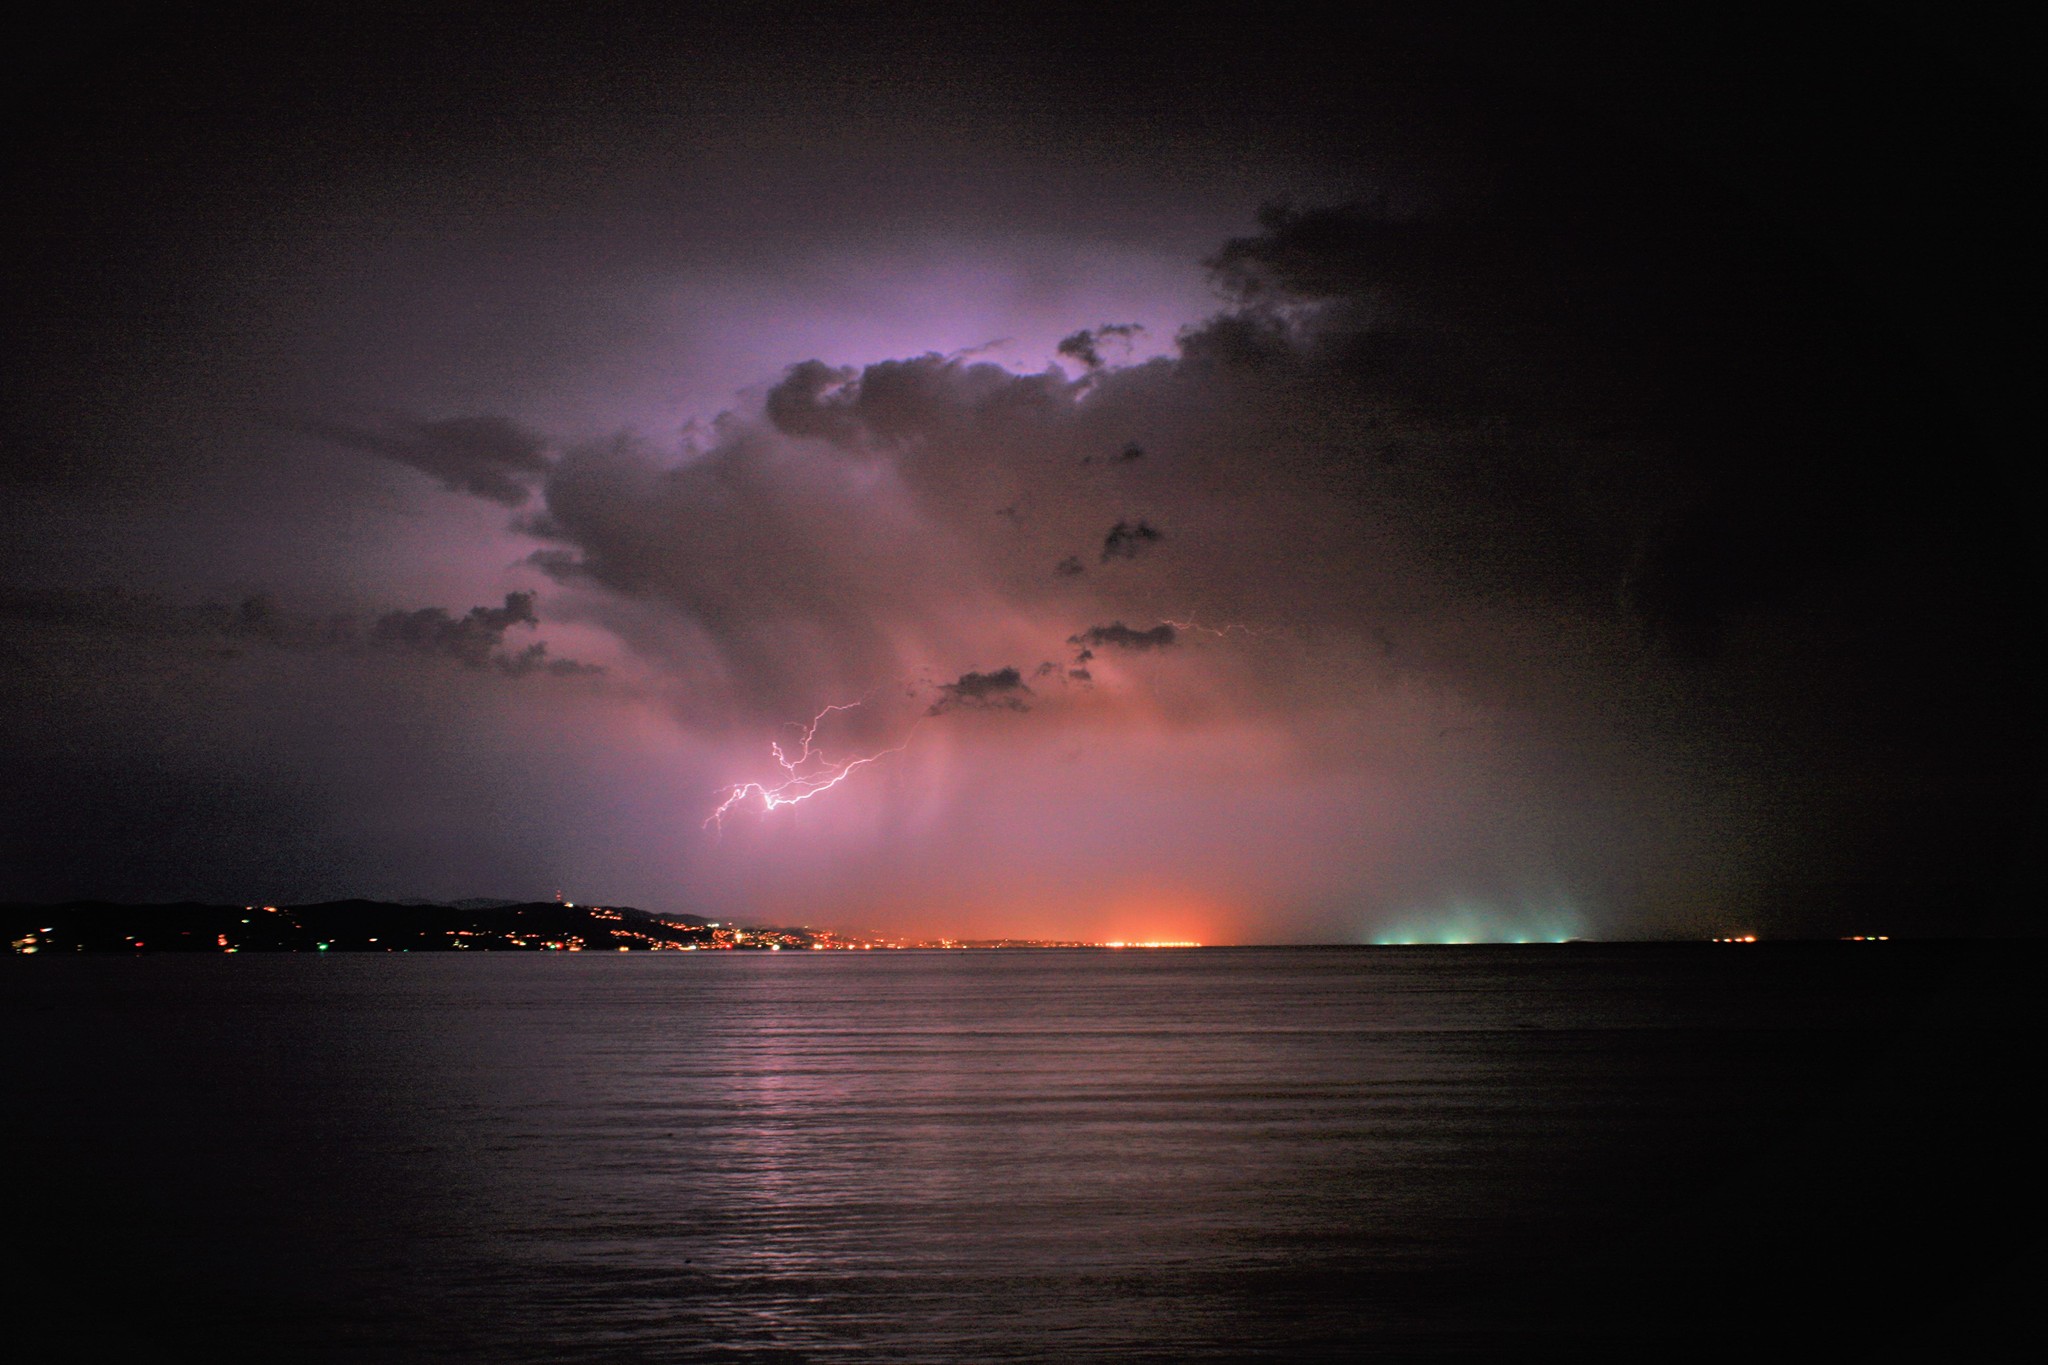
[2,899,759,953]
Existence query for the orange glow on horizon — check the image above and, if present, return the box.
[762,887,1244,946]
[1085,889,1238,947]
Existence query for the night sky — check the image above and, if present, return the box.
[4,3,2041,942]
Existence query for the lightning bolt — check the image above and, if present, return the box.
[1158,618,1282,641]
[705,700,925,832]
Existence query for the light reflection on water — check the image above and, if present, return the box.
[2,946,2026,1361]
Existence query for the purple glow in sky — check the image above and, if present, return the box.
[3,5,2040,940]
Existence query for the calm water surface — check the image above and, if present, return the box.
[4,946,2041,1361]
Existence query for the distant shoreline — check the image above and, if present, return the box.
[7,901,2028,954]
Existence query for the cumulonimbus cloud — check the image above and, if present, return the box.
[406,192,2039,935]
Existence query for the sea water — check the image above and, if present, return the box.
[3,945,2040,1361]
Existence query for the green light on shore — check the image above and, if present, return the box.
[1370,896,1584,945]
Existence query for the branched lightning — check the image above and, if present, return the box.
[705,700,925,832]
[711,615,1263,834]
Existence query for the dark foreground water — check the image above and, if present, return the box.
[4,945,2042,1362]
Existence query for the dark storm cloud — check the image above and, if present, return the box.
[1056,323,1144,371]
[0,584,594,677]
[1069,622,1176,652]
[496,641,606,679]
[366,592,600,676]
[1183,179,1946,659]
[288,415,550,506]
[927,667,1030,715]
[500,167,1888,720]
[1100,520,1161,562]
[372,592,539,668]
